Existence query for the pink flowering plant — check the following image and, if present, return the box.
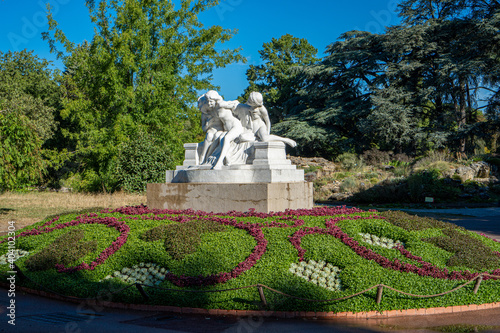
[0,205,499,313]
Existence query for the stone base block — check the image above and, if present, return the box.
[167,168,304,183]
[147,182,313,213]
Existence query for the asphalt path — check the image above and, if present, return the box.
[396,207,500,241]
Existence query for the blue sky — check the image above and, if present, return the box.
[0,0,400,99]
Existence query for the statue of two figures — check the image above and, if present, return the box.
[197,90,297,169]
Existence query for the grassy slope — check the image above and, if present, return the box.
[0,191,146,233]
[1,206,499,313]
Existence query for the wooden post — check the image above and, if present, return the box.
[257,284,268,308]
[135,283,150,301]
[13,263,26,281]
[473,275,483,294]
[376,285,384,304]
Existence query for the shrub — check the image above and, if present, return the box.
[25,229,97,271]
[407,170,461,202]
[391,164,412,177]
[335,153,364,171]
[304,165,322,174]
[392,153,412,164]
[141,220,226,260]
[115,131,176,193]
[361,149,391,166]
[491,184,500,194]
[484,156,500,168]
[339,177,358,193]
[412,150,456,175]
[423,228,500,270]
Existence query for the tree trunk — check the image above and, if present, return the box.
[457,78,467,154]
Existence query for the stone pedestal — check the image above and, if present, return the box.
[147,182,313,213]
[147,141,313,213]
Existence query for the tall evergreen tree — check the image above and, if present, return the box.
[273,31,387,157]
[242,34,318,124]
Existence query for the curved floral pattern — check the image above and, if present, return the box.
[290,215,500,281]
[0,215,130,273]
[4,205,498,286]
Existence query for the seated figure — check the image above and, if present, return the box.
[196,90,296,169]
[238,92,296,148]
[198,94,224,164]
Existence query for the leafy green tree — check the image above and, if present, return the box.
[43,0,244,192]
[0,50,61,191]
[242,34,318,124]
[0,111,44,191]
[0,50,60,142]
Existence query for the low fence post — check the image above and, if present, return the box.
[257,284,268,308]
[376,285,384,304]
[135,283,150,301]
[13,263,26,282]
[473,275,483,294]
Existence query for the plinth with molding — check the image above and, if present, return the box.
[147,142,313,213]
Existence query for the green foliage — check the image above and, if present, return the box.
[3,206,500,313]
[0,112,45,191]
[25,229,97,271]
[339,178,358,193]
[407,170,461,202]
[335,153,364,171]
[115,132,175,192]
[412,150,457,174]
[0,50,60,142]
[423,229,500,271]
[361,149,392,166]
[484,156,500,168]
[266,1,500,157]
[381,210,458,231]
[0,50,62,190]
[242,34,319,124]
[351,179,408,204]
[141,220,226,260]
[42,0,244,192]
[430,324,498,333]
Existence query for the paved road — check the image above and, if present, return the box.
[397,207,500,241]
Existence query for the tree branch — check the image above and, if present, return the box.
[471,86,498,93]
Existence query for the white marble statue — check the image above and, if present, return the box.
[197,90,296,169]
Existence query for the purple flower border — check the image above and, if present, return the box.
[290,215,500,281]
[0,215,130,273]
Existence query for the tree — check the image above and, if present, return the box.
[0,111,44,191]
[396,0,500,154]
[272,31,388,158]
[0,50,61,191]
[0,50,60,142]
[242,34,318,124]
[43,0,244,192]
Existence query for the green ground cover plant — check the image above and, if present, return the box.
[1,206,499,313]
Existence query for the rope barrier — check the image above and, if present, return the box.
[2,266,500,308]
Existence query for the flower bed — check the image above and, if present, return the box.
[1,205,499,313]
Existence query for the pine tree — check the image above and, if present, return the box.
[242,34,318,124]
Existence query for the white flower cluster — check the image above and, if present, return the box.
[102,262,168,286]
[289,260,342,291]
[0,249,29,265]
[358,233,403,249]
